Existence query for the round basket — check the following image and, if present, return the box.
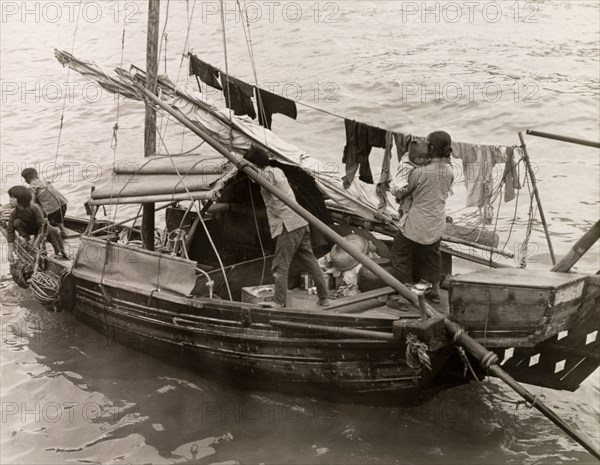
[330,234,370,271]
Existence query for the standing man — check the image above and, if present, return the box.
[244,146,330,308]
[391,131,454,303]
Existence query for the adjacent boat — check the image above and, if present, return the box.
[2,0,599,456]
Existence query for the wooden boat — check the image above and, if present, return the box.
[3,155,598,406]
[2,0,599,456]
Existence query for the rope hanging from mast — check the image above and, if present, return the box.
[109,16,129,227]
[53,0,83,179]
[178,0,197,152]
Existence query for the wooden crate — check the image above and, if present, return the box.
[241,285,276,304]
[449,268,587,347]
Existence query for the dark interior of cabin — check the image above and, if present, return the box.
[164,162,335,300]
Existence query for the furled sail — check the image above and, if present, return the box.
[88,154,236,205]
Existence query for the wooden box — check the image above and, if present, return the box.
[241,285,276,304]
[449,268,587,347]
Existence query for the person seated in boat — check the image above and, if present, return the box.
[21,167,69,238]
[243,146,330,309]
[6,186,69,262]
[389,139,430,222]
[391,131,454,303]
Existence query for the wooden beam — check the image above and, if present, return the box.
[142,0,160,251]
[551,220,600,272]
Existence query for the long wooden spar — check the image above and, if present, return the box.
[137,84,600,460]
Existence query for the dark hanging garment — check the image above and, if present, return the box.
[256,88,297,129]
[342,119,386,188]
[189,54,223,91]
[221,73,256,119]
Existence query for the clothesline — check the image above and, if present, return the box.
[188,53,520,154]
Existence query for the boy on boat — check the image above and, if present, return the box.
[6,186,69,262]
[21,168,69,238]
[243,146,330,309]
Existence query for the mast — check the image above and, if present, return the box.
[141,0,160,250]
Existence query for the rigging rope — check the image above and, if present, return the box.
[249,182,267,285]
[157,0,171,137]
[501,156,524,254]
[154,124,233,300]
[110,19,128,226]
[236,0,270,144]
[53,0,83,177]
[178,0,197,152]
[520,167,538,268]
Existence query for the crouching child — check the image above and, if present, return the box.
[6,186,69,262]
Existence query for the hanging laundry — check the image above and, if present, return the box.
[376,131,395,211]
[342,119,387,188]
[221,73,256,119]
[256,88,297,129]
[189,54,223,91]
[452,141,507,207]
[503,146,522,202]
[392,132,413,161]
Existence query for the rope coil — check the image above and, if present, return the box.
[30,271,61,309]
[406,333,432,373]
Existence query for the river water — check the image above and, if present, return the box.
[1,1,599,464]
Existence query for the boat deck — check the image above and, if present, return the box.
[286,286,449,319]
[46,229,448,320]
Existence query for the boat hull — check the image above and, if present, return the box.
[71,276,470,406]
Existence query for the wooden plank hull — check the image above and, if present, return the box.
[2,216,597,404]
[70,277,470,406]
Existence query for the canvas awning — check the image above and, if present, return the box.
[88,153,237,205]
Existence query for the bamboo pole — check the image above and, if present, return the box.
[138,86,599,459]
[551,220,600,272]
[525,130,600,149]
[270,320,395,341]
[441,235,514,259]
[141,0,160,251]
[518,131,556,265]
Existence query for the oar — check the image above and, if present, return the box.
[138,85,600,460]
[551,220,600,272]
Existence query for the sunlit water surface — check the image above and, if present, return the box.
[1,1,599,464]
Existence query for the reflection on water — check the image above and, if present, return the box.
[1,1,599,464]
